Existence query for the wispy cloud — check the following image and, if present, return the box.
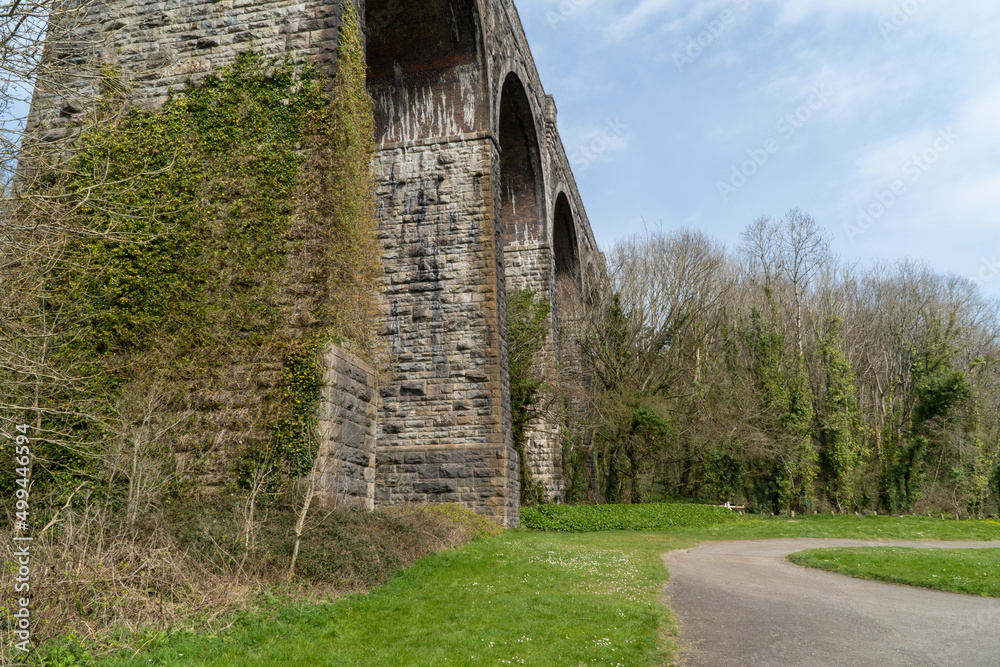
[600,0,676,41]
[519,0,1000,294]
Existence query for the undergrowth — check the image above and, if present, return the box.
[521,502,741,532]
[0,503,495,665]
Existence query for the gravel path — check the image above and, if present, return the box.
[663,539,1000,666]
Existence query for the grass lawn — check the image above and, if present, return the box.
[788,546,1000,597]
[102,531,689,667]
[665,513,1000,542]
[98,512,1000,666]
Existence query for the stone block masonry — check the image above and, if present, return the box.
[374,135,519,527]
[26,0,361,145]
[314,345,379,511]
[29,0,607,528]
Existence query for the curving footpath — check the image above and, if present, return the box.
[663,539,1000,666]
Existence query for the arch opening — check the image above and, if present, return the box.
[498,73,545,255]
[365,0,485,144]
[552,193,580,306]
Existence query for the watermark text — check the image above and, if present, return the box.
[844,126,958,244]
[570,117,628,171]
[717,85,832,202]
[880,0,931,41]
[10,424,33,654]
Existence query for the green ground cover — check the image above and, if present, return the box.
[88,510,1000,666]
[669,513,1000,542]
[101,531,682,667]
[521,502,740,532]
[788,547,1000,597]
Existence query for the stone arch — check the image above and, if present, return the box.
[498,72,545,257]
[552,192,580,305]
[365,0,487,144]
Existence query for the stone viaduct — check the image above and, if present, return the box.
[367,0,601,526]
[25,0,602,527]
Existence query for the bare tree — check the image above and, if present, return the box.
[740,210,832,357]
[739,215,780,294]
[606,227,733,394]
[1,0,49,191]
[777,209,832,356]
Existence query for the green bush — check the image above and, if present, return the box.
[521,502,741,532]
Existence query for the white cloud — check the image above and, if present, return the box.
[520,0,1000,292]
[604,0,680,41]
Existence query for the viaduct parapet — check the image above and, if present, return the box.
[25,0,603,527]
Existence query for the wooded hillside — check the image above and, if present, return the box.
[566,210,1000,517]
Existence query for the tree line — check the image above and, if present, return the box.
[561,210,1000,517]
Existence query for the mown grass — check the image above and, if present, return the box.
[102,532,684,667]
[94,509,1000,666]
[788,547,1000,597]
[667,513,1000,542]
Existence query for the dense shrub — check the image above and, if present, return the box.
[521,503,741,532]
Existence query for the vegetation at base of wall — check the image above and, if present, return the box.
[0,4,392,664]
[63,514,997,666]
[564,211,1000,518]
[414,502,507,539]
[788,546,1000,597]
[97,532,676,667]
[521,502,741,532]
[0,503,489,666]
[506,288,552,505]
[165,500,499,588]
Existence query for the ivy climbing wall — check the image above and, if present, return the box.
[25,0,606,528]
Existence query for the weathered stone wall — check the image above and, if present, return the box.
[487,2,603,502]
[314,345,379,510]
[22,0,368,497]
[27,0,360,144]
[372,135,518,526]
[366,0,605,515]
[29,0,606,527]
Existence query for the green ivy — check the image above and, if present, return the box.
[521,502,740,532]
[506,288,552,505]
[22,3,381,497]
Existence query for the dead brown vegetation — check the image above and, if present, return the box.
[0,501,491,661]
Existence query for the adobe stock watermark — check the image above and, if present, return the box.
[9,424,34,655]
[717,85,833,202]
[547,0,584,28]
[843,127,958,244]
[674,0,751,73]
[880,0,931,41]
[973,255,1000,286]
[570,117,628,172]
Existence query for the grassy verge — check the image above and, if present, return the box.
[667,513,1000,541]
[521,502,739,532]
[82,510,1000,665]
[788,547,1000,597]
[101,531,683,667]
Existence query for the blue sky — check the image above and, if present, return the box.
[518,0,1000,297]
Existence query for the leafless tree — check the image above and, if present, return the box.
[576,211,1000,514]
[740,209,832,357]
[606,227,734,393]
